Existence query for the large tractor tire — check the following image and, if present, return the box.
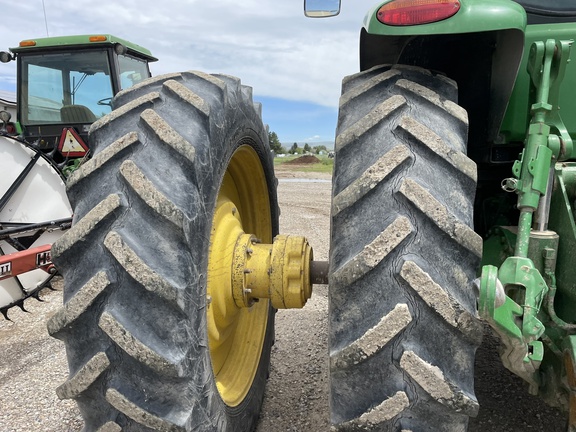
[329,65,483,431]
[48,72,278,431]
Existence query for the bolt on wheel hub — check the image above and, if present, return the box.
[232,233,313,309]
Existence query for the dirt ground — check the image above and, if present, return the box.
[0,168,567,431]
[282,155,321,165]
[256,174,332,432]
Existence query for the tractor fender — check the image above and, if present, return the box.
[360,0,527,145]
[361,0,526,39]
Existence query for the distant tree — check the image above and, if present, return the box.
[268,131,283,154]
[313,145,327,154]
[290,142,299,154]
[303,143,311,153]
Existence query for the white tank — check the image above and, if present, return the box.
[0,135,72,311]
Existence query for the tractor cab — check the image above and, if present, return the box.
[0,34,156,162]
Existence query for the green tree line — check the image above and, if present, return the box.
[268,131,328,155]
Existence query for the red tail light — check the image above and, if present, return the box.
[377,0,460,26]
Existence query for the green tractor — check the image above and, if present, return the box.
[0,35,156,318]
[0,34,157,165]
[46,0,576,431]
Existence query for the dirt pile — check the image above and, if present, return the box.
[284,155,320,164]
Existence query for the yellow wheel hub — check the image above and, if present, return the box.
[207,145,312,407]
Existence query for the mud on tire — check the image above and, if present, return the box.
[48,71,278,431]
[329,65,483,431]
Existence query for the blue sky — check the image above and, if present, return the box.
[0,0,380,144]
[258,96,337,144]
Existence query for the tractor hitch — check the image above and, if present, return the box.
[478,259,548,392]
[478,38,576,405]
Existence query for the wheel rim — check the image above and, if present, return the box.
[207,144,273,407]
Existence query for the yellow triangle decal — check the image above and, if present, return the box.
[61,130,85,153]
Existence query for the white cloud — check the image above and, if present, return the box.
[305,135,322,141]
[0,0,377,107]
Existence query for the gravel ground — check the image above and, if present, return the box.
[256,175,332,432]
[0,169,567,431]
[0,278,83,432]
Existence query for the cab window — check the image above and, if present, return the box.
[118,54,150,90]
[21,50,113,125]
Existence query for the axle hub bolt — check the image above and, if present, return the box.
[232,234,313,309]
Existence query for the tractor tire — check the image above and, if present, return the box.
[329,65,483,431]
[48,71,278,431]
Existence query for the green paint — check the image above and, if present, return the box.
[477,35,576,403]
[548,165,576,322]
[501,24,576,144]
[481,227,516,270]
[10,34,157,61]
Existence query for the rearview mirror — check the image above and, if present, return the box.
[304,0,341,17]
